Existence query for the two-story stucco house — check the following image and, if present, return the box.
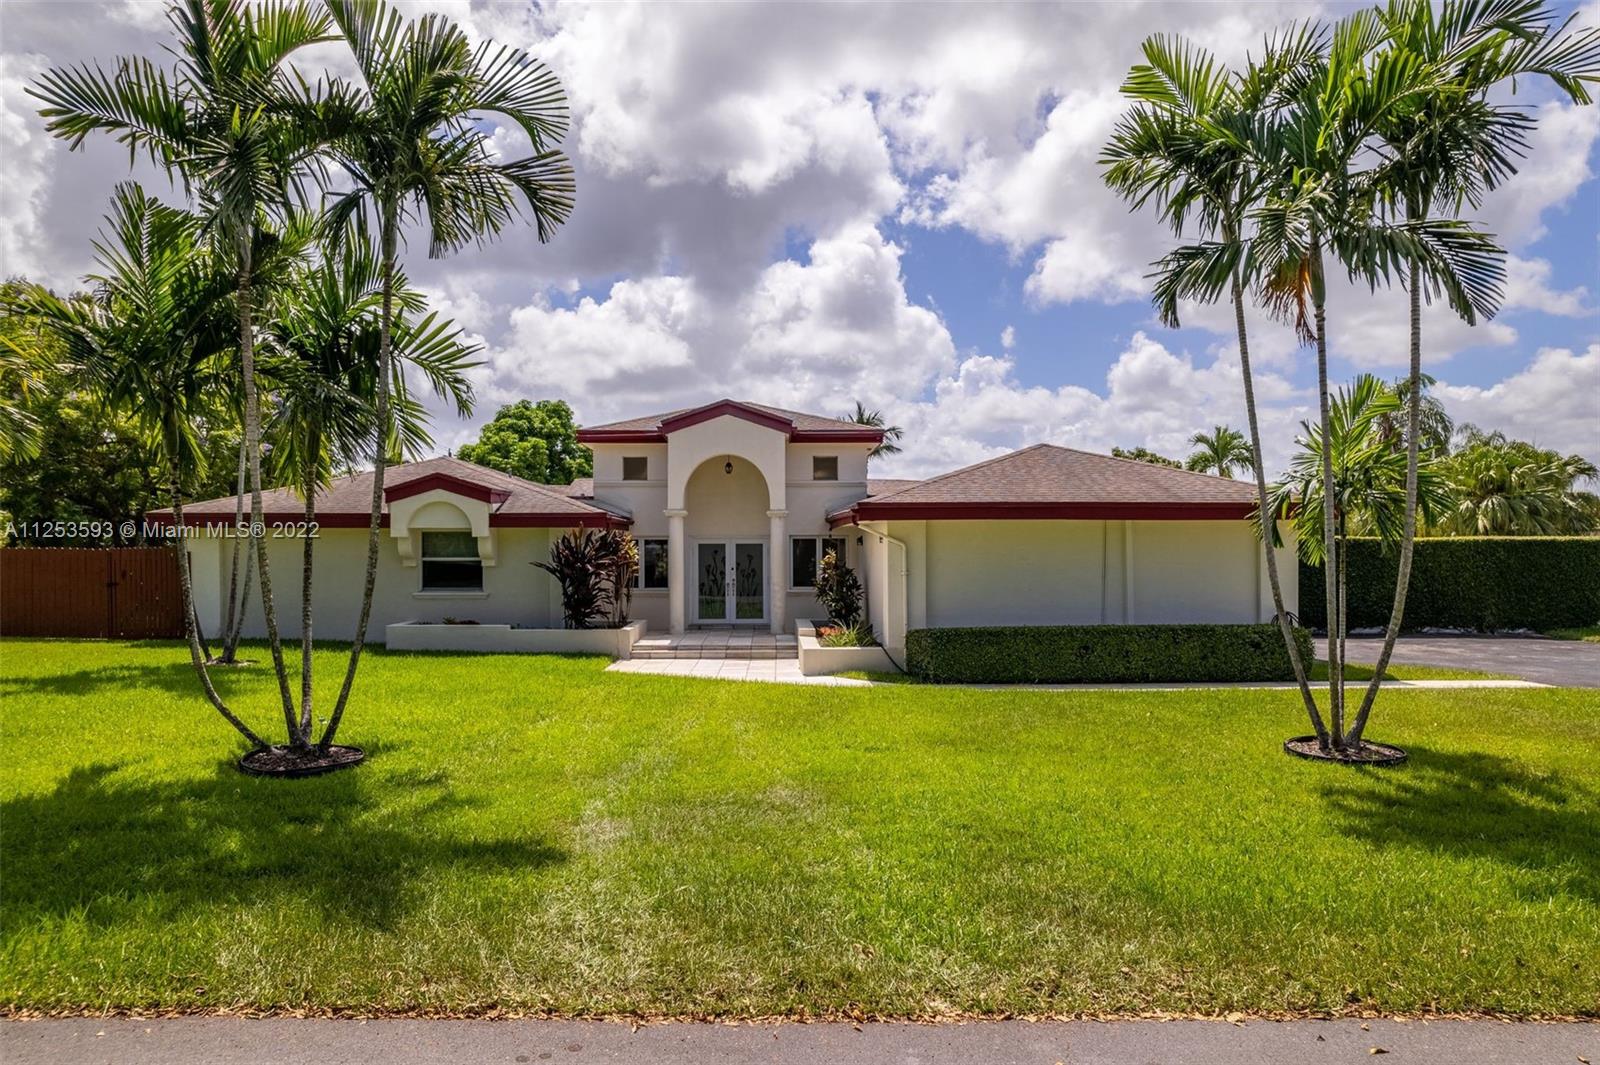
[170,398,1296,660]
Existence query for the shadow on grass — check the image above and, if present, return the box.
[1319,745,1599,903]
[0,660,242,699]
[1,758,566,931]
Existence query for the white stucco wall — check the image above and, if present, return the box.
[589,433,875,630]
[200,526,563,641]
[856,518,1298,647]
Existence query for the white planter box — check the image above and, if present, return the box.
[795,619,898,676]
[384,619,646,658]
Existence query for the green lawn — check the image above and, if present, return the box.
[2,639,1596,1018]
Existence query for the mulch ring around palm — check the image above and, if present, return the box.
[238,744,365,778]
[1283,736,1408,766]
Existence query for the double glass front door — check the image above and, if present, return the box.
[695,541,766,623]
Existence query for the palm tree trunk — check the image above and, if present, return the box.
[226,528,255,661]
[218,436,247,663]
[1312,242,1343,748]
[237,241,300,745]
[298,425,319,745]
[1229,254,1325,744]
[1347,252,1424,746]
[171,469,266,749]
[321,206,397,751]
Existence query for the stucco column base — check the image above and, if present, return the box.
[767,509,787,634]
[665,509,687,634]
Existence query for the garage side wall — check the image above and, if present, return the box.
[914,519,1295,629]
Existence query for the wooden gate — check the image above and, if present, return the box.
[0,547,185,638]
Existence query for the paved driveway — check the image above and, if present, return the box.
[5,1018,1598,1065]
[1343,634,1600,687]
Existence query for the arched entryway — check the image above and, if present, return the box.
[683,456,774,626]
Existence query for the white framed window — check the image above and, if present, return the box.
[790,535,847,589]
[812,455,839,481]
[636,538,669,589]
[419,531,483,592]
[622,456,649,481]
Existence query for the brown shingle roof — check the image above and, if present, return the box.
[577,398,881,440]
[156,457,628,528]
[829,445,1259,525]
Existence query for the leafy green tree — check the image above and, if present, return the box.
[2,279,237,541]
[1185,425,1254,478]
[846,400,904,459]
[457,399,591,484]
[1110,446,1182,468]
[1435,429,1600,535]
[309,0,575,752]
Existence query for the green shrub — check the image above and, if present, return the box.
[814,547,863,627]
[905,624,1313,684]
[1299,537,1600,632]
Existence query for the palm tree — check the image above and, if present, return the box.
[1103,27,1328,740]
[5,185,263,746]
[263,241,477,746]
[1436,430,1600,535]
[1345,0,1600,748]
[1264,375,1453,692]
[30,0,336,743]
[848,400,904,458]
[308,0,574,751]
[1240,10,1509,751]
[1374,373,1453,455]
[1185,425,1254,478]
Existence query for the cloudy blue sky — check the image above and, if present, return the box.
[3,0,1596,477]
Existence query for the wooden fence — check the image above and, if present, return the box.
[0,547,185,638]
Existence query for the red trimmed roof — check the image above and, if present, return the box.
[828,444,1260,525]
[555,476,921,501]
[152,457,630,529]
[577,398,883,444]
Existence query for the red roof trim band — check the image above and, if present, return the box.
[574,429,666,443]
[384,472,510,504]
[153,512,629,530]
[658,399,796,436]
[577,427,884,444]
[829,500,1257,528]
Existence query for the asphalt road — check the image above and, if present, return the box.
[4,1018,1596,1065]
[1342,634,1600,687]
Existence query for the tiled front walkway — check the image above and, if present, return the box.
[631,631,799,660]
[607,657,867,686]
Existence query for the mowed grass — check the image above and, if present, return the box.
[2,639,1596,1018]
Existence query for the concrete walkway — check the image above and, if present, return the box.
[608,657,867,685]
[1343,634,1600,688]
[5,1017,1594,1065]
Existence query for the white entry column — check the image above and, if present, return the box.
[767,509,787,634]
[665,508,687,634]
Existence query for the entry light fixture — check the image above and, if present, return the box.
[724,460,734,475]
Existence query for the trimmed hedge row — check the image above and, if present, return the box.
[904,623,1314,684]
[1299,537,1600,632]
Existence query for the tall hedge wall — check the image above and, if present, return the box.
[904,623,1313,684]
[1298,537,1600,632]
